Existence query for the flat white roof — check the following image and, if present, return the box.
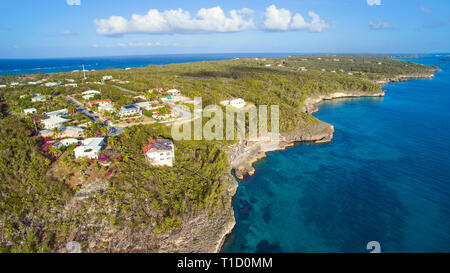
[42,116,71,125]
[81,137,104,148]
[82,90,101,95]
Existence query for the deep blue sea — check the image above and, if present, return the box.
[0,53,292,75]
[223,55,450,253]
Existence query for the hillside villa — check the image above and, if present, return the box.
[74,137,105,159]
[143,139,175,167]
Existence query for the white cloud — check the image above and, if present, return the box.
[263,5,328,33]
[369,20,393,30]
[263,5,292,31]
[367,0,381,6]
[94,6,254,35]
[66,0,81,6]
[60,30,76,36]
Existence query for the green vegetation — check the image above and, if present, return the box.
[0,99,72,252]
[0,55,436,252]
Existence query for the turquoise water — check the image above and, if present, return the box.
[223,56,450,253]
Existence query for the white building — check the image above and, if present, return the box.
[143,139,175,167]
[98,104,114,113]
[82,94,96,100]
[134,101,162,111]
[229,98,246,109]
[31,95,46,102]
[74,137,105,159]
[0,85,6,88]
[59,138,80,147]
[41,116,71,129]
[44,108,68,118]
[24,108,37,115]
[65,83,78,87]
[102,76,113,81]
[166,89,180,95]
[119,105,142,117]
[45,82,59,87]
[82,90,101,95]
[40,126,84,138]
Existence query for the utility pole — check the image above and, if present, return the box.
[82,61,87,81]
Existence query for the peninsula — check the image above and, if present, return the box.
[0,55,437,253]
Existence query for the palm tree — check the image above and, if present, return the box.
[52,127,62,139]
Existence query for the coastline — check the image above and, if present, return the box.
[218,72,437,253]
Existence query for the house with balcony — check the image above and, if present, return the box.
[119,104,142,118]
[143,139,175,167]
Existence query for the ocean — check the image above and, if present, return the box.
[0,53,292,76]
[223,55,450,253]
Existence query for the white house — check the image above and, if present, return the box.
[45,82,59,87]
[41,116,71,129]
[24,108,37,115]
[102,76,113,81]
[59,138,80,147]
[74,137,105,159]
[40,126,84,138]
[229,98,246,109]
[0,85,6,88]
[166,89,180,95]
[98,104,114,113]
[134,101,162,111]
[143,139,175,167]
[44,108,68,118]
[88,99,112,107]
[65,83,78,87]
[82,94,96,100]
[119,105,142,117]
[82,90,101,95]
[31,95,46,102]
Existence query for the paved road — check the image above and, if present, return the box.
[60,95,124,136]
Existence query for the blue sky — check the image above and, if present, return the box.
[0,0,449,58]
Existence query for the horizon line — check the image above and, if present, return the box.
[0,52,448,60]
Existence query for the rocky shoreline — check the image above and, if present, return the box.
[156,73,437,254]
[229,90,385,181]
